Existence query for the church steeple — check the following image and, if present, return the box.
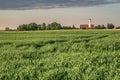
[88,19,92,28]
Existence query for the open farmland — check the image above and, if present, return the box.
[0,30,120,80]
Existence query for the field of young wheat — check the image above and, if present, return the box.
[0,30,120,80]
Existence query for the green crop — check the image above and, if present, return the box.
[0,30,120,80]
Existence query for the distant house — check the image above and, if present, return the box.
[80,19,94,29]
[80,24,94,29]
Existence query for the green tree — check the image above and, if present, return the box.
[107,23,115,29]
[47,22,62,30]
[95,25,106,29]
[46,24,51,30]
[72,24,76,29]
[38,24,42,30]
[41,23,46,30]
[17,24,28,31]
[62,26,74,29]
[27,23,38,30]
[101,25,106,29]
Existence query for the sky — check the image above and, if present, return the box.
[0,0,120,30]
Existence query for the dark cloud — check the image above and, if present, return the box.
[0,0,120,9]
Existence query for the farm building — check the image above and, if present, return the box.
[80,24,94,29]
[80,19,94,29]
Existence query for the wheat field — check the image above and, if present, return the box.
[0,30,120,80]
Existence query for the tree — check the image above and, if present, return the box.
[5,27,11,31]
[72,24,76,29]
[38,24,42,30]
[107,23,115,29]
[17,23,38,31]
[46,22,62,30]
[46,24,51,30]
[41,23,46,30]
[17,24,28,31]
[95,25,106,29]
[101,25,106,29]
[27,23,38,30]
[62,26,73,29]
[95,25,101,29]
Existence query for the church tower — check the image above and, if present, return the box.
[88,19,92,28]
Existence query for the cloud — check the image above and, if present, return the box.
[0,0,120,10]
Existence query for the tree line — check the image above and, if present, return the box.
[94,23,115,29]
[16,22,76,31]
[5,22,120,31]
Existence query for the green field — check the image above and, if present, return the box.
[0,30,120,80]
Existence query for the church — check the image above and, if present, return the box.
[80,19,94,29]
